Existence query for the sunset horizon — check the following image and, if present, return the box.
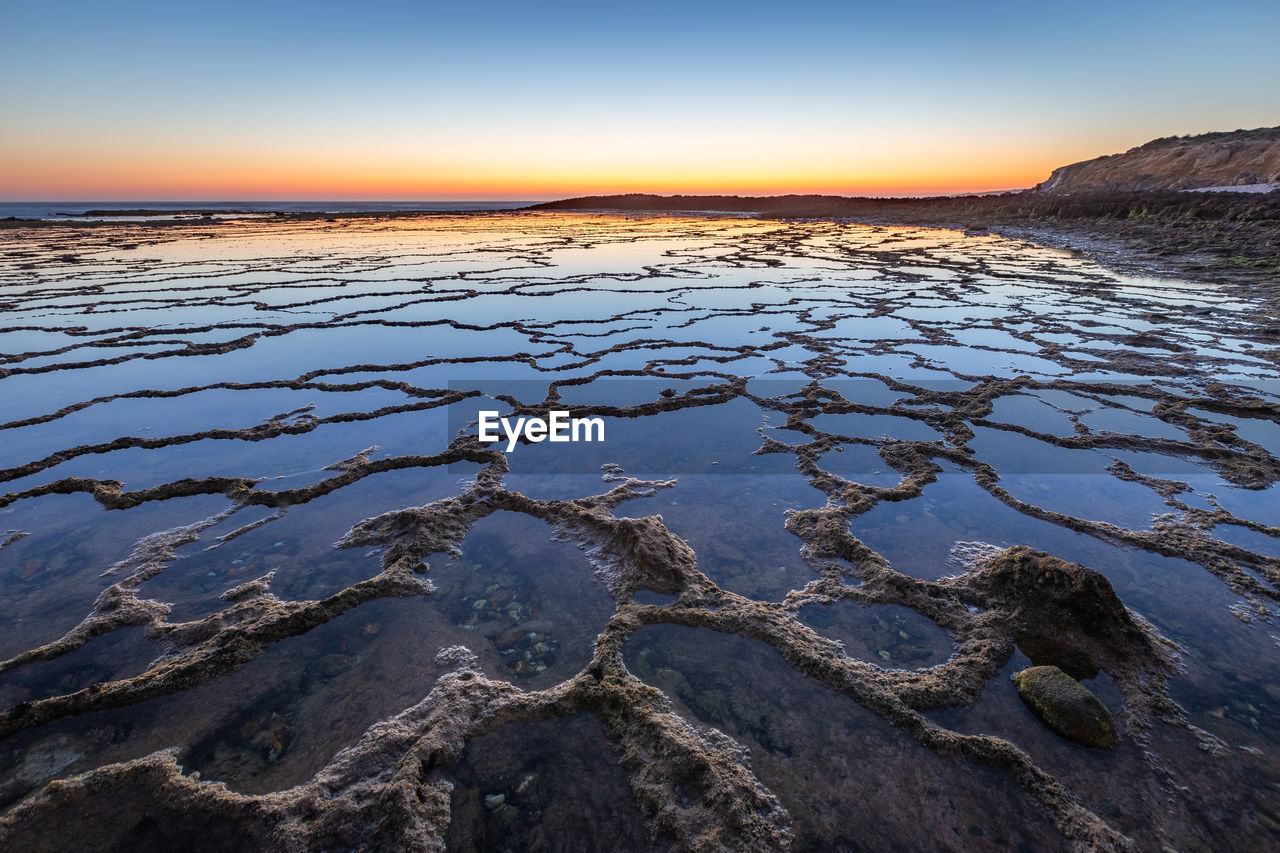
[0,126,1265,202]
[0,151,1142,202]
[5,2,1277,203]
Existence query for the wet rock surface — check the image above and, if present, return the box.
[1013,666,1119,749]
[966,546,1166,681]
[0,213,1277,851]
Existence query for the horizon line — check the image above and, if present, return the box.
[0,188,1032,204]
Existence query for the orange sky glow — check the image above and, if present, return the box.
[1,142,1061,201]
[5,3,1276,203]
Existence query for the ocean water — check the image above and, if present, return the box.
[0,200,535,220]
[0,212,1277,850]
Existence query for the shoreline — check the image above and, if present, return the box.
[4,195,1276,301]
[530,190,1280,290]
[2,204,1280,851]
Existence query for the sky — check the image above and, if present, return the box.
[2,0,1277,200]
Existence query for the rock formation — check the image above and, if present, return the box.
[1034,126,1280,193]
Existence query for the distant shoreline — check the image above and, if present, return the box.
[4,189,1276,291]
[528,190,1280,287]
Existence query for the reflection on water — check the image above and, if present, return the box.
[1,213,1278,849]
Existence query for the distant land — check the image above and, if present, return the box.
[1035,126,1280,193]
[532,127,1280,281]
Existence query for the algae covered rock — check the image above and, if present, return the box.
[1012,665,1118,748]
[968,545,1154,679]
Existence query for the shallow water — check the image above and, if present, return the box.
[1,213,1278,851]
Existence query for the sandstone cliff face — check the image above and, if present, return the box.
[1035,126,1280,193]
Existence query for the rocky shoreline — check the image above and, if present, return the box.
[531,190,1280,287]
[1,213,1278,850]
[6,189,1277,300]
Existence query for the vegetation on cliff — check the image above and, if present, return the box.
[1035,126,1280,193]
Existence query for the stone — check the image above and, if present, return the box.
[1012,666,1118,749]
[973,546,1149,679]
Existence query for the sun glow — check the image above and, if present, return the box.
[4,2,1276,201]
[2,136,1055,200]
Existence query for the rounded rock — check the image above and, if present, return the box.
[1012,665,1118,748]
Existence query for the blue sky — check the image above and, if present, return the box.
[2,0,1277,198]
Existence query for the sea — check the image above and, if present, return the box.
[0,200,536,220]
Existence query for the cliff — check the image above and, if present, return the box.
[1035,126,1280,193]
